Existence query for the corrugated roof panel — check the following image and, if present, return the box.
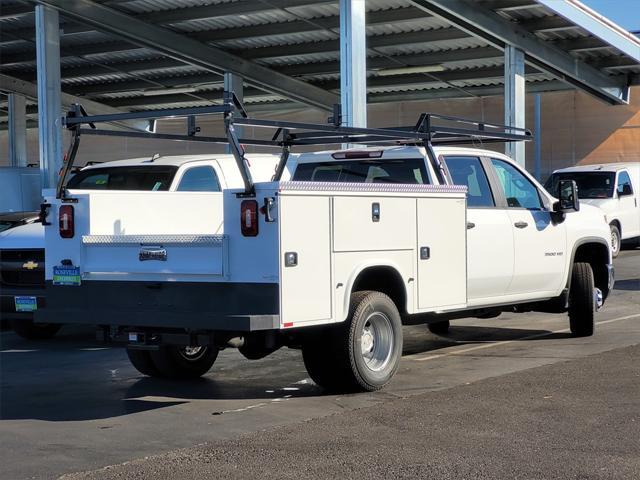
[214,30,338,50]
[256,52,340,66]
[171,10,298,32]
[116,0,233,15]
[376,37,489,56]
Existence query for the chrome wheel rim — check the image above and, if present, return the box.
[178,346,207,362]
[611,230,619,254]
[360,312,394,372]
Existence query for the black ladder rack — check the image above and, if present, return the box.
[58,92,532,198]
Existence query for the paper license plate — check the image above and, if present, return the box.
[53,265,81,286]
[15,296,37,312]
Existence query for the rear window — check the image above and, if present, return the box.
[67,166,179,191]
[292,158,429,184]
[545,172,615,199]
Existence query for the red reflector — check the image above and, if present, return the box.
[240,200,259,237]
[59,205,75,239]
[284,322,294,328]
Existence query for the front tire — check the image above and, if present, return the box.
[568,262,596,337]
[12,319,61,340]
[302,291,403,392]
[610,224,621,258]
[149,346,218,379]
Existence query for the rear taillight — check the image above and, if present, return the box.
[240,200,259,237]
[59,205,75,238]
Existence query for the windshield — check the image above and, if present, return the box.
[545,172,616,199]
[0,221,20,233]
[292,158,429,184]
[66,166,179,191]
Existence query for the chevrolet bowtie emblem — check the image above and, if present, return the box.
[23,261,39,270]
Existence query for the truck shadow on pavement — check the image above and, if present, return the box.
[402,324,572,356]
[1,324,572,422]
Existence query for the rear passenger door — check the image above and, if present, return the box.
[442,156,514,303]
[489,158,566,297]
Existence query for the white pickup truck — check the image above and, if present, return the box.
[38,103,614,392]
[2,153,279,339]
[546,163,640,257]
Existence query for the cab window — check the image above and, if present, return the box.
[292,158,429,184]
[617,171,633,195]
[67,166,178,191]
[177,166,221,192]
[442,156,494,207]
[491,159,543,210]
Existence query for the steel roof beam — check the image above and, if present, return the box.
[84,65,543,109]
[1,0,337,43]
[30,0,339,111]
[408,0,630,104]
[536,0,640,63]
[240,28,472,60]
[0,73,153,131]
[0,79,574,128]
[0,7,429,63]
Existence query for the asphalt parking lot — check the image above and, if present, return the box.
[1,248,639,480]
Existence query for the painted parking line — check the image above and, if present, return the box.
[411,313,640,362]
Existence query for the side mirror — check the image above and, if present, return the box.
[618,184,633,196]
[555,179,580,213]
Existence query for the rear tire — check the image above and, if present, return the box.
[150,346,218,379]
[610,224,621,258]
[428,320,450,335]
[126,348,162,377]
[568,262,596,337]
[302,291,403,392]
[12,320,61,340]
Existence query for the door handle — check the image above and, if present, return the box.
[466,222,476,230]
[514,221,528,229]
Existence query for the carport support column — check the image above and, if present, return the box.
[8,93,27,167]
[339,0,367,128]
[36,5,63,189]
[224,72,243,154]
[504,45,526,168]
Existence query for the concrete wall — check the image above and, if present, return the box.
[1,86,638,179]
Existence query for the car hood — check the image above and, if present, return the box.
[579,198,617,213]
[0,222,44,249]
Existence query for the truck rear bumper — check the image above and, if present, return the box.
[35,280,280,331]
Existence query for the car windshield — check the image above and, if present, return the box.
[545,172,616,199]
[292,158,429,184]
[66,165,179,191]
[0,221,20,233]
[0,212,39,233]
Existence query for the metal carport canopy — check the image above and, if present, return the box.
[409,0,633,105]
[31,0,340,112]
[2,0,640,127]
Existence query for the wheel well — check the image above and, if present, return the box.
[610,219,621,236]
[352,266,407,315]
[573,242,610,298]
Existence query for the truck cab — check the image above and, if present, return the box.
[546,163,640,257]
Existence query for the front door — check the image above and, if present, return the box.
[490,158,567,297]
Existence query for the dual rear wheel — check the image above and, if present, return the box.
[302,291,403,392]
